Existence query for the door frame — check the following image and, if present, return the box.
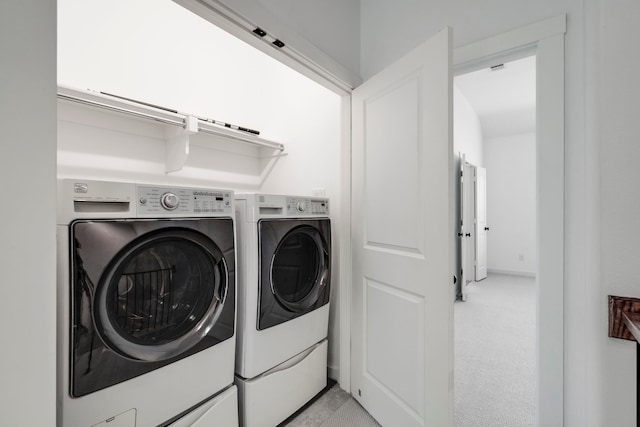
[165,4,565,423]
[340,15,566,425]
[453,15,566,425]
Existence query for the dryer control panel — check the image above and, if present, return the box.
[137,185,233,217]
[286,197,329,216]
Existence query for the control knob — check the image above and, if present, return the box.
[160,192,179,210]
[296,201,306,212]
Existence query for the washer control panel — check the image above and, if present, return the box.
[286,197,329,216]
[137,185,232,216]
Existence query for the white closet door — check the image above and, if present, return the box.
[351,27,453,427]
[460,157,474,300]
[463,163,477,286]
[475,166,488,281]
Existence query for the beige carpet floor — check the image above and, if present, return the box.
[454,273,536,426]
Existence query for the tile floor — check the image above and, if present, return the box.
[280,382,380,427]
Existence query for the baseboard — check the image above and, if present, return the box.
[487,268,536,278]
[327,365,339,381]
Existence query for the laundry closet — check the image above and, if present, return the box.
[57,0,344,425]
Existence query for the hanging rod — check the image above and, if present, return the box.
[57,93,185,127]
[56,86,285,152]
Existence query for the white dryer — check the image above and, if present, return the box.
[57,179,239,427]
[234,193,331,427]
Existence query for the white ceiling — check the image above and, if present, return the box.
[454,55,536,139]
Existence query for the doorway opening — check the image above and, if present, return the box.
[453,55,537,426]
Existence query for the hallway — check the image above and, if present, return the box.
[455,274,536,426]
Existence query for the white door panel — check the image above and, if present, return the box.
[365,279,424,415]
[475,167,487,280]
[364,77,422,252]
[459,154,465,300]
[463,163,476,286]
[352,27,453,427]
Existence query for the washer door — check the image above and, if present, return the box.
[258,219,331,330]
[95,228,227,362]
[70,218,235,397]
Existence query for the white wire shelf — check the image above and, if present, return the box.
[57,85,285,173]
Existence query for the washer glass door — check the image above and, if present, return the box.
[95,228,227,361]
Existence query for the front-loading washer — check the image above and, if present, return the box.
[234,193,331,427]
[57,179,238,427]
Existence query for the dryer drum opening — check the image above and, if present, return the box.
[269,226,329,312]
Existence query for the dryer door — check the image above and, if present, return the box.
[258,219,331,330]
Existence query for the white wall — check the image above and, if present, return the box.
[57,0,340,155]
[0,1,57,426]
[597,0,640,425]
[177,0,361,89]
[254,0,360,77]
[453,85,484,167]
[58,0,344,378]
[484,133,536,276]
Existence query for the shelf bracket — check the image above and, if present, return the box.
[165,115,198,173]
